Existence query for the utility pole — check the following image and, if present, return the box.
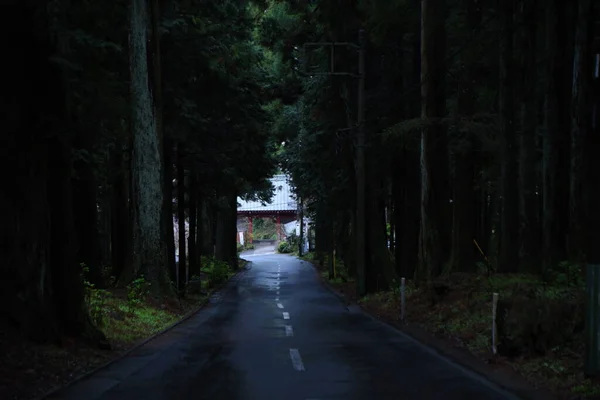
[302,29,367,296]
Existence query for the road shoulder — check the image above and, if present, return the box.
[306,258,558,400]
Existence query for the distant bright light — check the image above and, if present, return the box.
[281,141,286,146]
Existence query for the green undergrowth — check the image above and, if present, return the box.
[306,252,597,398]
[83,256,240,347]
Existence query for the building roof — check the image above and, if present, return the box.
[237,175,297,213]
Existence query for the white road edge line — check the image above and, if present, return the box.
[289,348,305,371]
[285,325,294,336]
[277,303,284,308]
[283,312,290,320]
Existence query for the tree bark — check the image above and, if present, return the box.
[128,0,172,296]
[72,131,103,286]
[542,0,570,274]
[498,0,519,273]
[419,0,450,280]
[586,29,600,266]
[215,182,238,270]
[518,0,540,271]
[162,138,176,284]
[176,143,187,292]
[450,0,480,273]
[111,142,132,280]
[188,170,198,277]
[569,0,593,261]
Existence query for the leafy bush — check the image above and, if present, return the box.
[286,230,301,250]
[237,243,244,253]
[82,263,112,327]
[127,275,151,308]
[278,241,292,253]
[201,258,231,287]
[244,243,255,250]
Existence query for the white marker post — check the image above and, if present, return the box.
[400,277,406,322]
[492,292,499,355]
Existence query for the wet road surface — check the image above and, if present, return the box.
[48,253,520,400]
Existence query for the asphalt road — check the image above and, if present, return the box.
[47,253,520,400]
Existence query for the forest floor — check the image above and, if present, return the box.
[303,253,600,400]
[0,258,245,400]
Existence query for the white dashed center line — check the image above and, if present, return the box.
[289,348,305,371]
[275,297,279,301]
[285,325,294,336]
[283,312,290,320]
[277,303,284,309]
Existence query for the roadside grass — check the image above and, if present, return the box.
[1,256,244,400]
[307,252,600,399]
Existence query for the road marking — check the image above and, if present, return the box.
[289,348,305,371]
[277,303,284,308]
[276,297,279,301]
[283,312,290,320]
[276,290,280,295]
[285,325,294,336]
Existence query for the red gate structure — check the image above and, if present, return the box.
[237,175,298,244]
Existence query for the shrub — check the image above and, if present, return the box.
[127,275,151,308]
[278,241,292,253]
[286,231,301,251]
[201,258,231,287]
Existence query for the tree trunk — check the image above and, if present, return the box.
[419,0,450,280]
[215,183,238,269]
[72,132,103,286]
[176,144,186,292]
[569,0,593,261]
[162,138,176,285]
[450,0,479,273]
[518,0,540,272]
[197,193,204,271]
[1,2,58,341]
[314,201,327,266]
[128,0,171,296]
[542,0,570,274]
[48,132,106,343]
[298,198,304,256]
[586,30,600,267]
[111,143,132,281]
[498,0,519,273]
[366,180,397,292]
[188,170,198,277]
[398,20,421,281]
[200,197,215,256]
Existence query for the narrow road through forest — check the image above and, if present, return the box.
[47,252,520,400]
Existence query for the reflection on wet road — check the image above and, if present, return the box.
[48,254,520,400]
